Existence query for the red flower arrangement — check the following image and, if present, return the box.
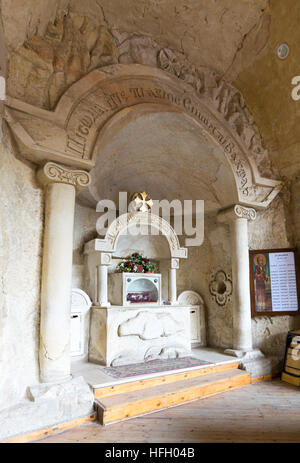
[117,253,156,273]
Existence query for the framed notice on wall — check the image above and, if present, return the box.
[249,248,300,317]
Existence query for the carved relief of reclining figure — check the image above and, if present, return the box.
[118,311,184,340]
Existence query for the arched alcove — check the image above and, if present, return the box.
[5,64,282,209]
[3,61,285,376]
[78,104,239,213]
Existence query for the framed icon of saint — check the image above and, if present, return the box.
[249,248,300,316]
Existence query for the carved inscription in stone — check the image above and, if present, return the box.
[64,78,252,197]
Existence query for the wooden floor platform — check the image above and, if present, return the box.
[94,361,239,399]
[35,379,300,443]
[95,367,250,425]
[72,347,240,392]
[71,348,249,426]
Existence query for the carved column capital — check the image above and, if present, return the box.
[170,258,180,269]
[217,204,257,224]
[100,252,112,266]
[37,161,91,191]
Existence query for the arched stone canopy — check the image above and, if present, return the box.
[4,63,282,209]
[85,211,188,259]
[79,103,240,212]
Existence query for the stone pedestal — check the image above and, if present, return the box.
[230,350,280,379]
[37,162,91,383]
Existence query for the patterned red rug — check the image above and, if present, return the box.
[102,356,213,379]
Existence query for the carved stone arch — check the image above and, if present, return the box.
[178,290,204,306]
[71,288,92,310]
[87,211,187,259]
[88,101,237,206]
[5,63,282,208]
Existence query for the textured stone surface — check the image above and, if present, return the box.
[79,110,240,211]
[1,0,269,80]
[2,0,299,183]
[0,124,43,411]
[89,305,191,366]
[248,195,300,366]
[6,8,119,109]
[177,214,234,350]
[0,376,94,441]
[3,4,278,183]
[1,0,300,430]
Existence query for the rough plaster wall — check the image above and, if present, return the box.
[2,0,271,114]
[233,0,300,180]
[232,0,300,264]
[248,196,300,359]
[4,4,119,109]
[72,202,98,290]
[179,200,300,357]
[1,0,269,80]
[291,177,300,250]
[2,0,298,183]
[0,0,69,51]
[0,5,6,78]
[0,124,43,411]
[177,214,233,349]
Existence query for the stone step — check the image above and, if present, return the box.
[93,360,239,399]
[95,368,250,425]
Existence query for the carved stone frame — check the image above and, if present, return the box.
[84,210,188,259]
[5,64,282,209]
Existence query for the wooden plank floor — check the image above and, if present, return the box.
[97,369,250,424]
[34,379,300,443]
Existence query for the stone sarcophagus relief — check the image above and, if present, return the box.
[89,305,191,367]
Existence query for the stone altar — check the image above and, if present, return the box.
[85,205,193,366]
[89,305,191,366]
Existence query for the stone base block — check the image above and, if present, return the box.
[240,355,283,379]
[0,376,94,441]
[224,348,283,379]
[224,348,264,360]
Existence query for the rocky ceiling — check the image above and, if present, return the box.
[78,111,237,212]
[1,0,299,180]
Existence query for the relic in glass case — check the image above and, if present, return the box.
[108,272,161,306]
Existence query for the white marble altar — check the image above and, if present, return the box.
[85,207,194,366]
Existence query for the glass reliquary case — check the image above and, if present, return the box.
[108,273,162,306]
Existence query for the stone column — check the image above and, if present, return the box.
[37,162,91,383]
[218,205,256,354]
[168,258,179,305]
[97,253,112,307]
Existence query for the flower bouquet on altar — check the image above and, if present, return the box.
[117,252,156,273]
